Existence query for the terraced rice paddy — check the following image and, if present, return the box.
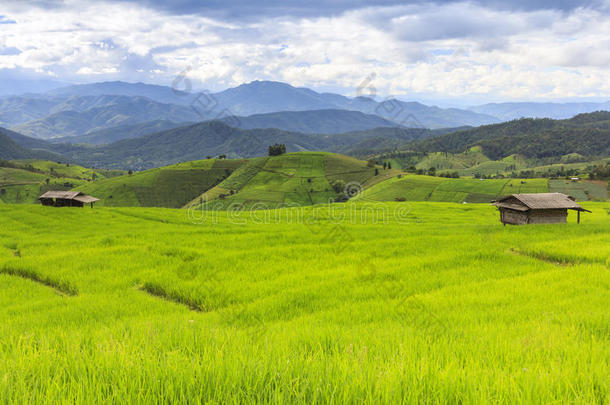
[189,152,392,209]
[354,175,554,203]
[549,179,609,201]
[1,202,608,403]
[79,159,245,208]
[0,161,122,205]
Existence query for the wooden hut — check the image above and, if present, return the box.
[38,191,100,208]
[492,193,590,225]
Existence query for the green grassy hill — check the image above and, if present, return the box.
[353,175,552,203]
[379,147,609,180]
[76,159,246,208]
[186,152,398,209]
[409,112,610,160]
[0,128,63,161]
[0,160,124,204]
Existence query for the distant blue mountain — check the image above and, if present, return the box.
[10,96,204,139]
[46,81,195,106]
[50,120,188,145]
[34,80,501,130]
[469,101,610,120]
[223,109,401,134]
[211,80,499,128]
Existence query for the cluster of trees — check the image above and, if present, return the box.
[401,165,461,178]
[438,171,460,178]
[268,144,287,156]
[411,113,610,160]
[586,163,610,179]
[503,166,598,179]
[474,173,506,179]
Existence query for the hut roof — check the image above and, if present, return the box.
[39,190,99,203]
[73,194,100,203]
[493,193,590,212]
[39,191,81,199]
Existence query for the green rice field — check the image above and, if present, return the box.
[189,152,395,210]
[0,202,608,403]
[0,160,125,205]
[78,159,245,208]
[549,179,609,201]
[354,175,552,203]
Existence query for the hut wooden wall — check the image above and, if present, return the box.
[500,209,528,225]
[500,208,568,225]
[528,209,568,224]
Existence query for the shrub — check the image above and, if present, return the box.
[334,194,349,202]
[331,180,345,194]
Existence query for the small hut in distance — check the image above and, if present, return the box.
[39,191,100,208]
[492,193,591,225]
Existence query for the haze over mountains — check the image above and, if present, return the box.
[1,80,609,146]
[0,79,609,172]
[1,80,499,140]
[3,120,444,170]
[470,102,610,121]
[3,111,609,171]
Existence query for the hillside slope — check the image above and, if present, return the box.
[186,152,398,209]
[410,112,610,159]
[353,175,551,203]
[224,109,401,134]
[47,121,444,170]
[0,159,123,204]
[0,96,60,127]
[0,128,62,161]
[354,174,608,203]
[73,152,396,209]
[0,131,32,160]
[49,110,401,145]
[52,120,187,145]
[12,96,203,139]
[77,159,245,208]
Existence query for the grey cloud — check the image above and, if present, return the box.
[367,5,559,42]
[8,0,604,20]
[125,0,606,17]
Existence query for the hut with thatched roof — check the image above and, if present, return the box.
[39,191,100,208]
[492,193,590,225]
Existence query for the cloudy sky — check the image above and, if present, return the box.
[1,0,610,104]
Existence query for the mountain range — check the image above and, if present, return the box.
[0,81,500,141]
[3,80,609,145]
[2,120,444,169]
[50,122,442,170]
[43,109,404,145]
[8,95,204,139]
[3,112,608,170]
[1,79,609,171]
